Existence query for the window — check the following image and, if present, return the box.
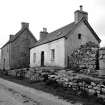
[33,53,36,63]
[78,33,81,39]
[7,46,9,53]
[51,49,55,61]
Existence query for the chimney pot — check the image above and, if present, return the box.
[43,28,47,32]
[9,35,14,41]
[74,5,88,23]
[80,5,83,11]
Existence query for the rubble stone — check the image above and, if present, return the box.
[69,42,99,73]
[88,89,96,95]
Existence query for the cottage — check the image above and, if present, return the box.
[30,6,101,68]
[1,22,37,70]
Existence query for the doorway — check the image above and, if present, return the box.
[3,58,5,71]
[41,51,44,66]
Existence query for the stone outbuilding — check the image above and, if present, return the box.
[1,22,37,70]
[30,6,101,68]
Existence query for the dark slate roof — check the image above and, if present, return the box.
[1,28,37,48]
[32,22,76,48]
[31,18,101,48]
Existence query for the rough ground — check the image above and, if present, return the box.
[0,78,82,105]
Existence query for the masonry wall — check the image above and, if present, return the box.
[99,48,105,75]
[10,29,36,69]
[30,38,65,67]
[65,22,99,67]
[1,44,10,70]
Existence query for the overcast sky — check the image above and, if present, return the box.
[0,0,105,47]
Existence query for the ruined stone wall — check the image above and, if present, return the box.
[99,48,105,75]
[69,42,99,73]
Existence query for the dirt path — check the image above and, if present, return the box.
[0,84,23,105]
[0,78,80,105]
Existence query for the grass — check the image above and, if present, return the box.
[0,73,103,105]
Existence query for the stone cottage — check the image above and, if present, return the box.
[1,22,37,70]
[30,6,101,68]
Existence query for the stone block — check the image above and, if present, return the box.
[88,85,93,89]
[102,88,105,93]
[91,82,96,86]
[96,90,100,94]
[88,89,96,95]
[93,86,100,91]
[97,94,105,99]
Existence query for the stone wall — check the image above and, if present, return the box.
[0,44,10,70]
[69,42,99,73]
[48,70,105,100]
[10,29,37,69]
[99,47,105,75]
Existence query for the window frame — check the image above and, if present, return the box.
[33,53,36,63]
[51,49,55,61]
[78,33,82,39]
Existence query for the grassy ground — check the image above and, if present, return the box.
[0,73,103,105]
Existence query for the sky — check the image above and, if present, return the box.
[0,0,105,47]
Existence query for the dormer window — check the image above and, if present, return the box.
[78,33,81,39]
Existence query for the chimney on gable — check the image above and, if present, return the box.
[80,5,83,11]
[21,22,29,29]
[74,5,88,23]
[40,28,48,40]
[9,35,15,41]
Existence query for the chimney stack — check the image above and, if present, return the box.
[40,28,48,40]
[9,35,14,41]
[43,28,47,32]
[21,22,29,29]
[74,5,88,23]
[80,5,83,11]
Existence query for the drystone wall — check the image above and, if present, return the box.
[48,70,105,100]
[69,41,99,73]
[99,48,105,75]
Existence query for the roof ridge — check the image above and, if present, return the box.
[31,22,76,48]
[1,27,29,48]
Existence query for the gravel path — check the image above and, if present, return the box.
[0,78,79,105]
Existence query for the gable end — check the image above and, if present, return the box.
[83,19,101,43]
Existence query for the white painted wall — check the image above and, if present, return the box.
[30,38,65,67]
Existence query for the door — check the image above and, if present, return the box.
[41,51,44,66]
[3,59,5,71]
[96,49,99,70]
